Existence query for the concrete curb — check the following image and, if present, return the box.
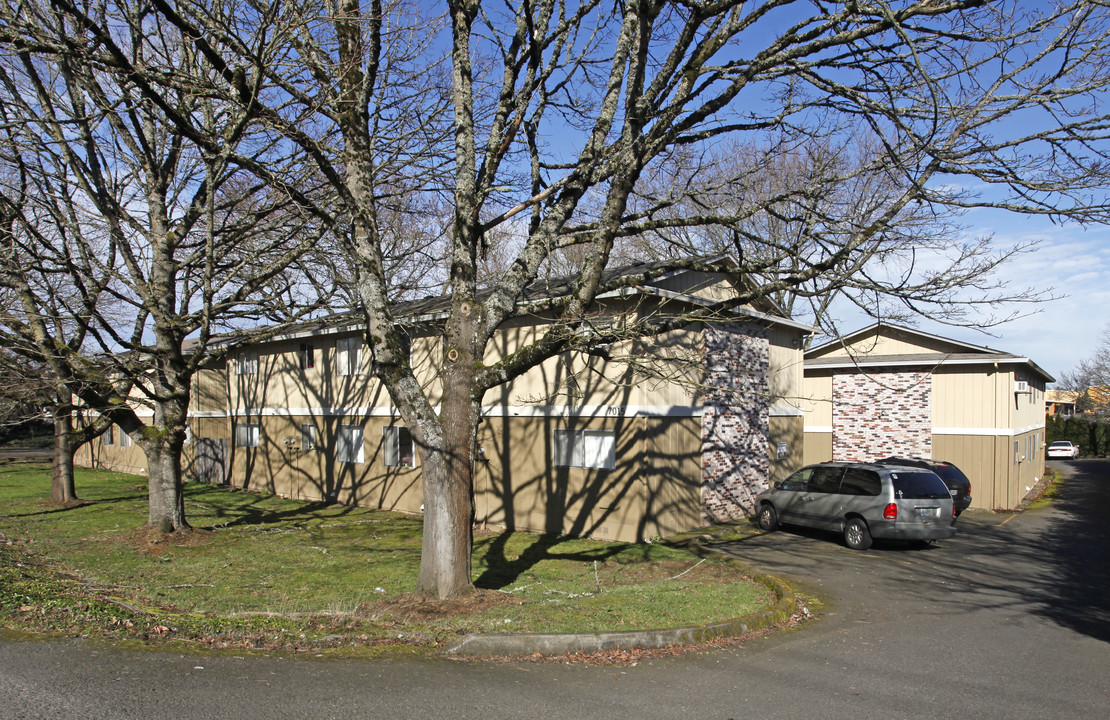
[442,567,796,657]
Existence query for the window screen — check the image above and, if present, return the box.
[383,426,414,468]
[553,429,615,469]
[336,337,362,376]
[235,423,260,448]
[300,424,316,452]
[337,424,364,463]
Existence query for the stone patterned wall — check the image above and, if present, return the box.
[832,370,931,461]
[701,324,770,522]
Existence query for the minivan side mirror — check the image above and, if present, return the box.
[773,481,783,490]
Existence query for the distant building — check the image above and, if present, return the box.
[1046,390,1079,418]
[802,322,1052,512]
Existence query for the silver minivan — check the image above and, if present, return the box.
[755,462,957,550]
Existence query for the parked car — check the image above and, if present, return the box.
[875,457,972,516]
[756,462,957,550]
[1046,441,1080,459]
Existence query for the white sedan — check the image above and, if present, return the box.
[1046,441,1080,459]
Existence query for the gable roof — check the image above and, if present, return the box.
[805,322,1054,382]
[212,255,814,349]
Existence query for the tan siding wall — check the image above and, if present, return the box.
[932,428,1045,511]
[473,416,702,542]
[193,366,228,413]
[933,366,1004,429]
[652,273,736,300]
[228,414,425,514]
[803,431,833,466]
[809,328,969,359]
[768,326,804,409]
[801,373,833,427]
[769,416,804,483]
[81,423,148,475]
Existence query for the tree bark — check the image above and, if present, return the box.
[415,357,481,599]
[143,438,190,534]
[50,406,78,504]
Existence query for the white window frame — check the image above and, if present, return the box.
[383,426,415,468]
[300,424,316,452]
[236,423,260,448]
[237,350,258,376]
[553,429,616,470]
[337,424,365,464]
[335,337,363,377]
[119,428,131,448]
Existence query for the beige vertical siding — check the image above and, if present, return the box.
[802,431,833,466]
[932,366,1006,429]
[769,415,804,483]
[801,372,833,427]
[472,415,702,543]
[809,327,967,359]
[768,326,804,408]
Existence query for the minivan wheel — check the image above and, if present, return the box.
[844,517,872,550]
[758,504,778,532]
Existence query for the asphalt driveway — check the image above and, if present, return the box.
[2,460,1108,719]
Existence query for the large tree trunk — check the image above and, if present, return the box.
[50,407,78,504]
[144,440,190,533]
[414,436,475,600]
[414,358,480,599]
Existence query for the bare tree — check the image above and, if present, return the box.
[8,0,1110,597]
[621,133,1049,342]
[1059,323,1110,416]
[0,3,334,531]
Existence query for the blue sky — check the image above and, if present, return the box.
[855,211,1110,384]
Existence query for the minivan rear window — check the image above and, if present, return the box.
[891,472,950,499]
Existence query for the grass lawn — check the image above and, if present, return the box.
[0,462,772,656]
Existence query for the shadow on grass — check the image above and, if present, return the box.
[472,531,652,590]
[185,483,363,530]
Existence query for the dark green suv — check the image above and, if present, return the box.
[876,457,973,515]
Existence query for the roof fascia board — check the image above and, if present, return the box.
[807,355,1055,381]
[807,322,1005,357]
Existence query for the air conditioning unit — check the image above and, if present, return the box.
[1015,380,1030,393]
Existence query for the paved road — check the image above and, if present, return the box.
[2,461,1108,719]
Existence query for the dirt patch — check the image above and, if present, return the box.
[358,589,524,623]
[105,526,215,555]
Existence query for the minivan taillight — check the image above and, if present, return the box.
[884,503,898,520]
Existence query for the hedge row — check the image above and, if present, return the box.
[1046,415,1110,458]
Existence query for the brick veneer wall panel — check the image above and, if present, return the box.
[832,370,931,462]
[701,324,770,523]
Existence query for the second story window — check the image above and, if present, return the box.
[336,337,362,376]
[237,350,258,376]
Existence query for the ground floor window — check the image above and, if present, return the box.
[301,424,317,452]
[119,428,131,447]
[383,426,414,468]
[236,423,260,448]
[337,424,365,464]
[553,429,615,470]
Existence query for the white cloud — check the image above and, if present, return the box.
[825,212,1110,382]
